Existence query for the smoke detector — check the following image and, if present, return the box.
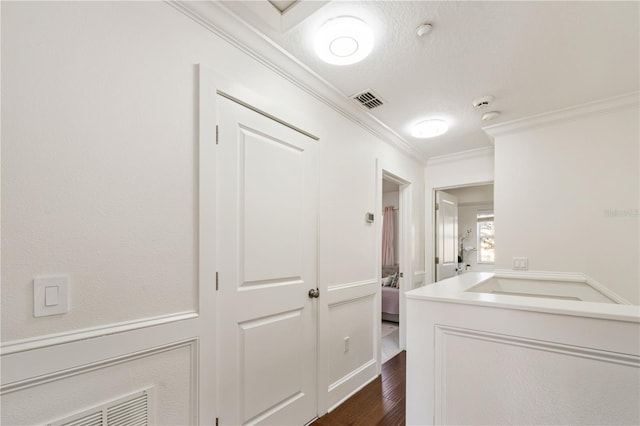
[473,95,495,109]
[416,23,433,37]
[482,111,501,121]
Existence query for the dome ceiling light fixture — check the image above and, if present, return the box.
[411,119,449,139]
[314,16,374,65]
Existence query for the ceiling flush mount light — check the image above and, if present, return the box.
[411,119,449,138]
[314,17,374,65]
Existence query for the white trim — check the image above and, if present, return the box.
[426,146,494,166]
[197,63,219,426]
[327,372,378,413]
[1,339,197,396]
[327,359,377,392]
[483,91,640,141]
[493,269,632,305]
[326,359,378,412]
[327,279,378,293]
[165,1,427,164]
[327,289,376,308]
[0,311,198,356]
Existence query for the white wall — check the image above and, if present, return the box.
[490,100,639,304]
[1,1,425,422]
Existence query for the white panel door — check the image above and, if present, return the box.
[217,95,318,426]
[436,191,458,281]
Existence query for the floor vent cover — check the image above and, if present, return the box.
[351,90,385,110]
[48,388,154,426]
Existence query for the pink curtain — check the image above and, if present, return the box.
[382,206,395,266]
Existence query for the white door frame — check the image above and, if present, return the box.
[198,64,218,425]
[376,162,412,370]
[201,65,324,424]
[428,181,494,283]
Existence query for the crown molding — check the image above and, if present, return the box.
[483,91,640,142]
[165,1,427,164]
[426,146,494,166]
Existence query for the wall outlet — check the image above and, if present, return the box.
[512,257,528,270]
[344,336,350,353]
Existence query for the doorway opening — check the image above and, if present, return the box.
[380,171,411,364]
[381,178,400,363]
[434,183,494,282]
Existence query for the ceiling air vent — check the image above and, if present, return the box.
[351,90,385,110]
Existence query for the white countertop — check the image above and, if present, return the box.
[406,272,640,323]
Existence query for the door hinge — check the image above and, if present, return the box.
[435,202,439,210]
[435,257,439,265]
[216,272,219,291]
[216,125,219,145]
[216,417,219,426]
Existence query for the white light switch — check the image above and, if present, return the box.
[44,286,59,306]
[34,275,69,317]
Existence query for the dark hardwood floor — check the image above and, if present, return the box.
[312,351,406,426]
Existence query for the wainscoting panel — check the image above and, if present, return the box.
[2,340,196,425]
[326,280,378,410]
[1,313,199,387]
[406,295,640,425]
[435,326,640,425]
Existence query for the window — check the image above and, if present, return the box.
[477,210,495,264]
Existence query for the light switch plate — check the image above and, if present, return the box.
[34,275,69,317]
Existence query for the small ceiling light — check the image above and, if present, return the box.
[314,17,374,65]
[416,23,433,37]
[411,119,449,138]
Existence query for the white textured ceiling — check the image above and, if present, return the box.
[221,1,639,159]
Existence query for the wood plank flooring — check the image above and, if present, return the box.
[311,351,406,426]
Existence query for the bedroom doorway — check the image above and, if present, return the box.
[380,175,403,364]
[434,183,495,282]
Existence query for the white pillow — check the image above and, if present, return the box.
[381,276,392,287]
[389,272,398,288]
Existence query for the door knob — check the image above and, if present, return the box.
[308,288,320,298]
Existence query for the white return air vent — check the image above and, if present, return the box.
[351,89,385,110]
[48,388,154,426]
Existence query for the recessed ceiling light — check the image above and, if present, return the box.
[314,17,374,65]
[411,119,449,138]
